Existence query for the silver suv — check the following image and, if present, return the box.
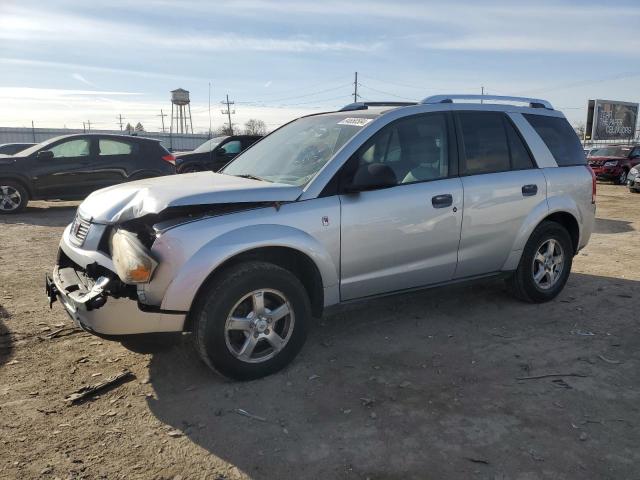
[46,94,596,380]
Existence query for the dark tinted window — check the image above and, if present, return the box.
[505,119,535,169]
[353,113,449,185]
[458,112,510,175]
[524,114,585,166]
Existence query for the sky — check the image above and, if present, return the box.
[1,0,639,133]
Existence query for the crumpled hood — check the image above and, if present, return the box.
[79,172,303,224]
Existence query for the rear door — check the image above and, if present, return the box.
[454,111,546,279]
[32,137,95,198]
[339,112,464,300]
[94,137,137,187]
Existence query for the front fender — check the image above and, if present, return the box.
[159,223,339,312]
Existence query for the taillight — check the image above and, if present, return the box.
[587,165,596,204]
[162,154,176,166]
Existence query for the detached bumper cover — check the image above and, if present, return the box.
[47,265,186,336]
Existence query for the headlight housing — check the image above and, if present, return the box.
[604,160,618,167]
[110,229,158,284]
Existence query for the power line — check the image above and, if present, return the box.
[236,83,352,105]
[356,83,418,101]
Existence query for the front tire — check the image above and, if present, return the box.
[0,180,29,214]
[192,262,311,380]
[506,221,573,303]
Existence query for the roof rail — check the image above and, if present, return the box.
[339,101,417,112]
[421,94,553,110]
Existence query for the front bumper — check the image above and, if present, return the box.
[48,239,186,336]
[590,166,622,180]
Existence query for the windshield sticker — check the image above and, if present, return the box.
[338,118,373,127]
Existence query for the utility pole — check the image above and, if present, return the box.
[221,94,235,135]
[353,72,359,102]
[86,120,92,131]
[480,86,484,104]
[31,120,36,143]
[82,122,86,133]
[117,114,125,131]
[208,82,212,138]
[158,109,167,133]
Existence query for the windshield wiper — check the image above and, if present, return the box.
[235,174,272,182]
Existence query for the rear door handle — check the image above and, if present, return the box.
[431,194,453,208]
[522,184,538,197]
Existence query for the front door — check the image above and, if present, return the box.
[32,137,95,199]
[339,112,463,300]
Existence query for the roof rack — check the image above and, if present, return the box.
[339,101,417,112]
[421,94,553,110]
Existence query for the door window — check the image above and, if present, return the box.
[220,140,241,154]
[352,113,449,185]
[505,119,535,169]
[99,139,133,156]
[458,112,510,175]
[49,139,90,158]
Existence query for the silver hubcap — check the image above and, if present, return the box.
[0,186,21,211]
[224,289,295,364]
[532,239,564,290]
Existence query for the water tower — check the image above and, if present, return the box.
[170,88,193,134]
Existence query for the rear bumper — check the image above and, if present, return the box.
[47,265,186,337]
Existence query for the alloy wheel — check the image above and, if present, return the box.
[531,239,564,290]
[224,289,295,363]
[0,186,22,212]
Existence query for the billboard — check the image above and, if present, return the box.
[585,99,639,141]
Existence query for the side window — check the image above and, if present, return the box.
[505,119,535,169]
[352,113,449,185]
[49,139,90,159]
[523,114,585,166]
[99,139,133,156]
[220,140,241,154]
[458,112,510,175]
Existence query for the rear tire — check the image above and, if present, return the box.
[614,169,628,185]
[192,262,311,380]
[506,221,573,303]
[0,180,29,214]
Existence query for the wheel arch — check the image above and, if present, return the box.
[502,202,581,271]
[156,224,340,328]
[182,246,325,332]
[0,174,33,197]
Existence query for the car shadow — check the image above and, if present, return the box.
[145,273,639,478]
[0,201,78,227]
[0,306,12,367]
[594,217,635,234]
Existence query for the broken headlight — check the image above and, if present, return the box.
[110,229,158,284]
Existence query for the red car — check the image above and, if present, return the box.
[588,144,640,185]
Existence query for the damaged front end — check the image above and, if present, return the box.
[47,200,284,337]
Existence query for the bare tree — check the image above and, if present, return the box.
[125,122,134,133]
[215,124,235,135]
[244,119,267,135]
[134,122,145,132]
[574,122,586,140]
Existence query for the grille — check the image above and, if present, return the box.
[69,214,91,246]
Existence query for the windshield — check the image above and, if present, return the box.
[193,136,227,153]
[222,113,375,185]
[592,146,632,157]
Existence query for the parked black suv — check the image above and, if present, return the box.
[175,135,261,173]
[0,143,36,155]
[0,134,175,213]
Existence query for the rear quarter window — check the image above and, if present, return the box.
[524,114,585,166]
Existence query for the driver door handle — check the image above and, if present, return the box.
[522,184,538,197]
[432,194,453,208]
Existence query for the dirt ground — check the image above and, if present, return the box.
[1,184,639,480]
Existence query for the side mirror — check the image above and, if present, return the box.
[36,150,54,160]
[344,163,397,193]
